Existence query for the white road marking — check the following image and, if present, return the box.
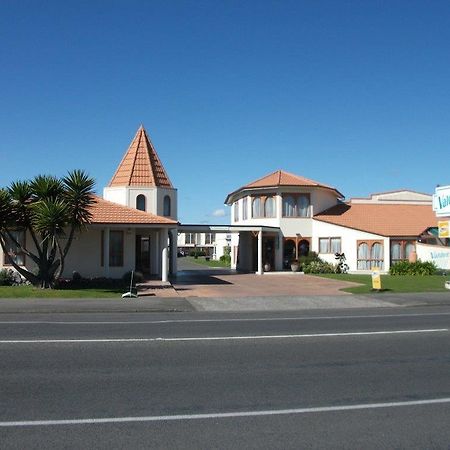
[1,311,450,325]
[0,329,447,344]
[1,397,450,427]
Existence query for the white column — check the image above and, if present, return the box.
[170,229,178,275]
[161,228,169,282]
[257,229,263,275]
[104,227,110,278]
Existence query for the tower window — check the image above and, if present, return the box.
[163,195,171,216]
[136,195,146,211]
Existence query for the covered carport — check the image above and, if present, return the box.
[177,224,281,275]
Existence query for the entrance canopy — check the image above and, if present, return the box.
[178,224,281,274]
[178,224,280,234]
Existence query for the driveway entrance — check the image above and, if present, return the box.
[172,257,358,297]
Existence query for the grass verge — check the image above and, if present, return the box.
[0,285,125,298]
[318,274,450,294]
[183,256,231,268]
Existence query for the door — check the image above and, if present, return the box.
[135,235,151,274]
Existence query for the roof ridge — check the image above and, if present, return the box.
[108,126,173,188]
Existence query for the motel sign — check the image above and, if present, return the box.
[433,185,450,217]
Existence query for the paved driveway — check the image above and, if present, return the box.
[172,258,359,298]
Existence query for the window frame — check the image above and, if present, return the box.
[3,229,26,266]
[242,197,248,220]
[136,194,146,211]
[109,230,124,267]
[282,194,311,218]
[357,240,384,270]
[163,195,171,217]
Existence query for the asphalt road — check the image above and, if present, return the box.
[1,307,450,449]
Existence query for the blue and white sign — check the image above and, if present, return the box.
[433,185,450,217]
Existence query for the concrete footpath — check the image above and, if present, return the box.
[0,292,448,313]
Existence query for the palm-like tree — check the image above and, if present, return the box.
[0,170,95,288]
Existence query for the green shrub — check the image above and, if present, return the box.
[389,260,437,276]
[298,251,320,268]
[220,254,231,265]
[0,268,15,286]
[303,260,336,274]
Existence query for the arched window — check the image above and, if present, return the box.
[391,242,402,262]
[405,242,415,260]
[298,239,309,257]
[252,197,262,218]
[371,243,383,268]
[282,196,295,217]
[264,196,275,218]
[297,195,310,217]
[136,194,146,211]
[357,242,369,270]
[163,195,171,217]
[234,201,239,222]
[242,197,248,220]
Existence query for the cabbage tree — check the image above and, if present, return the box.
[0,170,95,288]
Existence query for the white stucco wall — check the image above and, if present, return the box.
[103,186,178,220]
[103,187,128,206]
[312,220,389,272]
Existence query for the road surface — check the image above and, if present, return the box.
[1,307,449,449]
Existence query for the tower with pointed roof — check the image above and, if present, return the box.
[103,126,177,220]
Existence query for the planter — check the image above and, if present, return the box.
[291,262,300,272]
[263,263,271,272]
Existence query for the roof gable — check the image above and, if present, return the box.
[108,126,173,188]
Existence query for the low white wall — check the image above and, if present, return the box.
[416,243,450,270]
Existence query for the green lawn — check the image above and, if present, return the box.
[318,274,450,294]
[183,256,231,268]
[0,285,125,298]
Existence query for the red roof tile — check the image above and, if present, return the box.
[226,170,343,203]
[108,126,173,188]
[90,196,176,225]
[314,203,437,237]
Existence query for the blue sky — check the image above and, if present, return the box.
[1,0,449,224]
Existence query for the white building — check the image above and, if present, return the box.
[1,128,446,280]
[177,231,230,259]
[1,126,179,282]
[225,170,439,273]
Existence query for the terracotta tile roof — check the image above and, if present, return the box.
[225,170,343,203]
[90,196,177,225]
[108,126,173,188]
[314,203,437,237]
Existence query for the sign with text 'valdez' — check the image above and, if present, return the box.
[433,185,450,217]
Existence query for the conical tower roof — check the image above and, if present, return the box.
[108,126,173,188]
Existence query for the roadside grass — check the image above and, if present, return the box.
[0,285,125,298]
[318,274,450,294]
[183,256,231,268]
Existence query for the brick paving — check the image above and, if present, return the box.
[170,270,359,298]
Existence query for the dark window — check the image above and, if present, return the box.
[163,196,171,216]
[109,231,124,267]
[136,195,146,211]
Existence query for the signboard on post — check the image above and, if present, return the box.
[371,267,382,291]
[433,185,450,217]
[438,221,450,238]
